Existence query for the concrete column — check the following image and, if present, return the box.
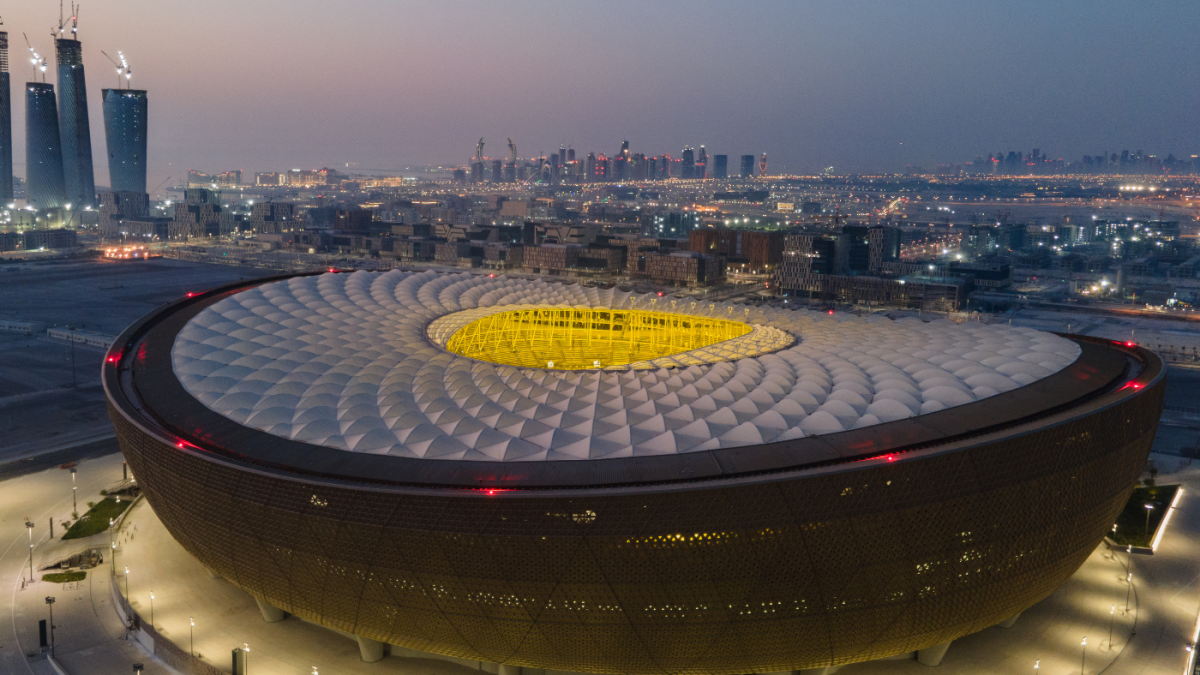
[998,612,1021,629]
[254,597,286,623]
[499,665,522,675]
[917,641,952,667]
[205,567,221,579]
[357,635,386,662]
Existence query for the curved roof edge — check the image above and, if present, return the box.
[103,272,1164,495]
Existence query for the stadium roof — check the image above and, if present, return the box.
[169,270,1080,462]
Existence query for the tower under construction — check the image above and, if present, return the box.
[56,36,95,207]
[0,32,12,205]
[26,82,67,209]
[102,88,147,194]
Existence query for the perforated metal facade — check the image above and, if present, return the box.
[104,276,1165,675]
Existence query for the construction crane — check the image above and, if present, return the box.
[150,175,172,200]
[100,50,130,88]
[55,1,79,40]
[23,33,47,82]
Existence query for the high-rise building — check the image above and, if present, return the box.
[681,147,695,179]
[102,88,148,194]
[759,153,768,176]
[0,32,11,205]
[567,148,575,163]
[740,155,755,178]
[585,153,596,183]
[491,159,503,182]
[696,146,707,179]
[26,82,67,209]
[713,155,728,180]
[56,38,95,207]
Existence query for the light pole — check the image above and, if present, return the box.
[189,617,194,656]
[25,520,35,581]
[1081,636,1087,675]
[1108,605,1115,648]
[1145,503,1154,540]
[244,643,250,674]
[45,596,56,656]
[1034,659,1039,675]
[133,663,144,674]
[149,591,154,628]
[71,468,77,514]
[124,566,130,601]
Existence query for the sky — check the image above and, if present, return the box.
[3,0,1199,186]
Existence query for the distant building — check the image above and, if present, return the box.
[0,32,12,205]
[492,159,504,182]
[681,147,695,179]
[334,209,374,232]
[56,39,96,207]
[25,82,67,209]
[689,229,784,271]
[170,188,233,239]
[255,172,284,186]
[18,228,76,250]
[740,155,755,178]
[696,146,708,179]
[99,191,150,238]
[842,225,900,273]
[249,202,298,233]
[102,88,148,194]
[800,201,822,215]
[647,211,700,238]
[713,155,728,180]
[637,250,724,286]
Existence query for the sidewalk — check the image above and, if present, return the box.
[10,453,176,675]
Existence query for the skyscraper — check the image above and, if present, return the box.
[740,155,755,178]
[681,147,695,179]
[102,88,148,194]
[26,82,67,209]
[56,38,95,207]
[0,33,11,205]
[713,155,728,180]
[696,146,707,179]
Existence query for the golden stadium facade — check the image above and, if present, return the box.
[103,270,1164,674]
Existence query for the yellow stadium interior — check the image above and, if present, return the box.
[444,308,752,370]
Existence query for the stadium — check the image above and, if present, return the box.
[103,269,1164,674]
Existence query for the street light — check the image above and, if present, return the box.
[45,596,56,656]
[1081,636,1087,675]
[71,468,77,513]
[1145,503,1154,539]
[124,566,130,600]
[190,617,195,656]
[25,520,35,581]
[149,591,154,628]
[244,643,250,674]
[1109,605,1116,648]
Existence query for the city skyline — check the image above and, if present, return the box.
[0,0,1196,187]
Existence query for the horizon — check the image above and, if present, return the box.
[0,0,1196,187]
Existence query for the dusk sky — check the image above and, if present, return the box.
[5,0,1198,186]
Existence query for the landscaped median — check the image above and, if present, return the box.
[1109,484,1182,552]
[62,497,132,540]
[42,571,87,583]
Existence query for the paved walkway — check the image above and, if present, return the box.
[1,452,174,675]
